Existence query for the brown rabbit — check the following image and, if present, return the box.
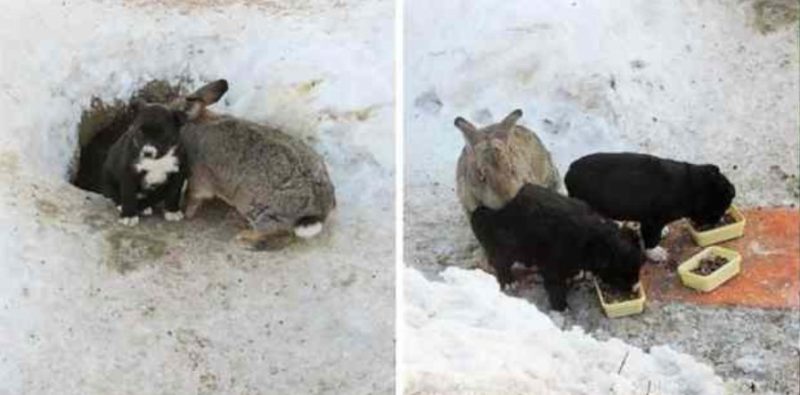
[172,80,336,250]
[455,109,559,213]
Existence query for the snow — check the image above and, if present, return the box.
[405,0,799,206]
[404,267,726,395]
[1,0,393,181]
[733,355,766,376]
[0,1,393,394]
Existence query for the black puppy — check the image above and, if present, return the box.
[102,102,188,226]
[565,152,735,262]
[470,183,644,311]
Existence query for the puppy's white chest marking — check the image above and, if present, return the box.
[135,146,179,188]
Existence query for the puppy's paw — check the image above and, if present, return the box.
[141,207,153,216]
[119,216,139,227]
[164,211,184,222]
[646,246,669,263]
[661,226,670,239]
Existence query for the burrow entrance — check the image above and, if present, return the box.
[69,79,187,193]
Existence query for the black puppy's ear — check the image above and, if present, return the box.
[131,99,147,113]
[172,109,188,127]
[701,164,720,175]
[701,164,734,197]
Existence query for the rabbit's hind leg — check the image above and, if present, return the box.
[185,194,207,219]
[235,228,293,251]
[184,165,216,219]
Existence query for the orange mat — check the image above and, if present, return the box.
[642,208,799,309]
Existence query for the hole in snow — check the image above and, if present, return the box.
[69,80,186,193]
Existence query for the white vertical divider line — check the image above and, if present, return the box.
[394,0,405,393]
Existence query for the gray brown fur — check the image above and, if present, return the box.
[455,109,559,213]
[174,80,335,250]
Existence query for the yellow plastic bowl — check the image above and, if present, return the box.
[594,279,646,318]
[678,246,741,292]
[688,205,746,247]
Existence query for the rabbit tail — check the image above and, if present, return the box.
[294,216,324,238]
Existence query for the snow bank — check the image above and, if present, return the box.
[0,0,393,185]
[405,0,799,206]
[404,267,725,395]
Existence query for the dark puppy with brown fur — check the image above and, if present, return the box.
[565,152,735,262]
[102,102,188,226]
[470,183,644,311]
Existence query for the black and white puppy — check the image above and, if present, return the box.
[470,183,644,311]
[565,152,735,262]
[102,102,188,226]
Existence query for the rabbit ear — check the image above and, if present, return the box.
[187,79,229,106]
[181,79,228,121]
[455,116,480,145]
[500,109,523,130]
